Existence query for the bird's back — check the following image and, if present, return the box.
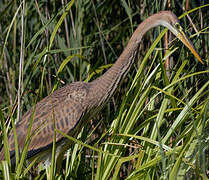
[0,81,92,163]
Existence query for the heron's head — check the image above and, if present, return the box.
[154,11,203,64]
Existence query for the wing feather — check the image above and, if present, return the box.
[4,82,90,160]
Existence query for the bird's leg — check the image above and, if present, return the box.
[55,139,72,175]
[55,150,65,174]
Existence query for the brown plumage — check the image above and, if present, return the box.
[1,82,94,165]
[0,11,202,168]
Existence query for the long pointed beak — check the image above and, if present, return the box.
[177,30,203,64]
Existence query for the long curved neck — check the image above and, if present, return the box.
[89,12,174,106]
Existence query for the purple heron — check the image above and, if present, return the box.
[0,11,203,171]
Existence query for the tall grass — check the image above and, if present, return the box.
[0,0,208,179]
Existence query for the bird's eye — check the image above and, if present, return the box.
[174,23,182,31]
